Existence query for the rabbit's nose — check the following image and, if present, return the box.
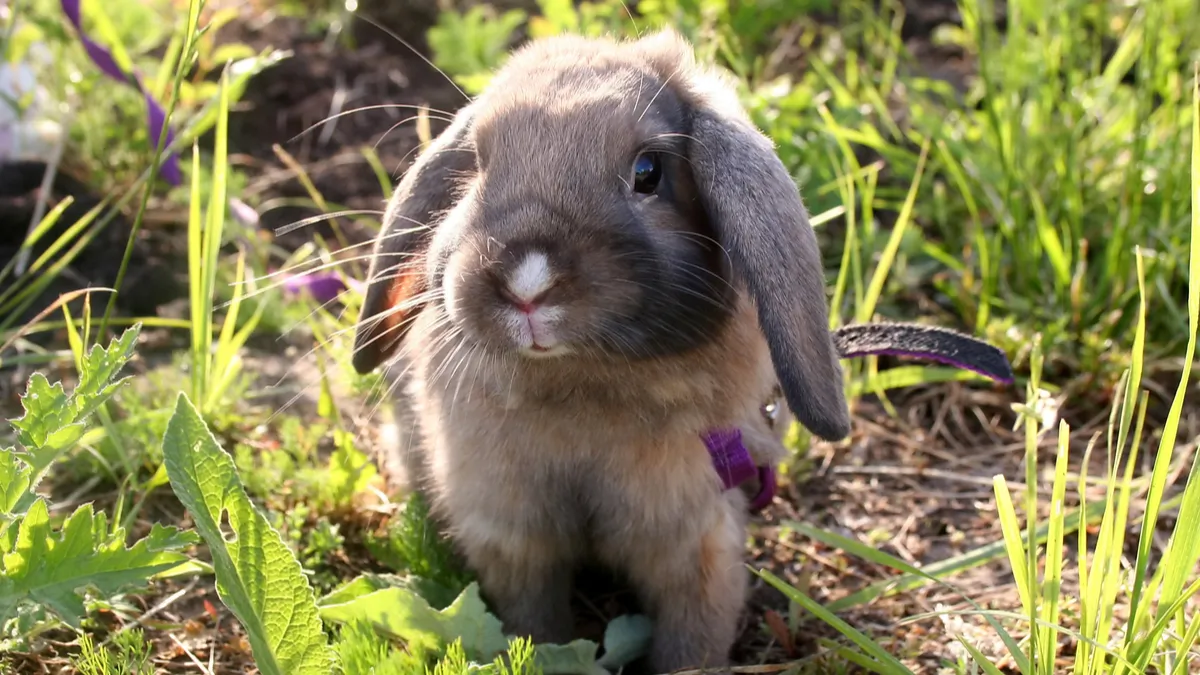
[496,251,557,313]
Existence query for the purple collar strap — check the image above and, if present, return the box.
[701,323,1014,512]
[702,428,776,512]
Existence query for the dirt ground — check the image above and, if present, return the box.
[4,0,1198,672]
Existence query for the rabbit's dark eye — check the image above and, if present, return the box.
[632,153,662,194]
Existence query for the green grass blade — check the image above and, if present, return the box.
[1148,62,1200,659]
[993,475,1034,619]
[1074,431,1097,675]
[1169,593,1200,675]
[756,569,913,675]
[959,640,1007,675]
[99,0,206,338]
[785,520,1030,673]
[858,141,930,323]
[359,145,394,203]
[1129,575,1200,671]
[0,217,110,335]
[206,248,245,412]
[1021,338,1042,671]
[904,608,1143,673]
[0,199,106,315]
[187,143,206,405]
[1038,419,1071,675]
[0,196,75,288]
[846,366,986,398]
[198,68,232,411]
[1130,73,1200,634]
[824,493,1105,611]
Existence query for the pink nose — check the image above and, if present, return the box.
[498,285,549,314]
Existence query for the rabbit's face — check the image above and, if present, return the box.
[354,30,853,442]
[427,59,735,361]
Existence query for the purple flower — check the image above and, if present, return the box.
[229,197,260,227]
[281,272,352,304]
[60,0,181,185]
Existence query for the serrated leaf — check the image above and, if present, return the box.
[0,451,31,514]
[70,324,140,420]
[596,614,653,670]
[144,522,203,551]
[6,326,140,500]
[23,424,87,476]
[10,374,74,451]
[161,393,334,675]
[323,430,378,506]
[0,499,194,627]
[320,582,508,659]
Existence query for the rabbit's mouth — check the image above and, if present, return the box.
[501,301,573,359]
[523,342,569,358]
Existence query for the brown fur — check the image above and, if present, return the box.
[405,297,767,668]
[354,29,851,672]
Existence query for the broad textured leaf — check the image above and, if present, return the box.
[320,572,460,615]
[70,324,140,420]
[0,451,31,514]
[320,573,405,607]
[319,582,508,659]
[596,614,653,669]
[0,499,195,627]
[526,614,652,675]
[534,640,607,675]
[162,393,334,675]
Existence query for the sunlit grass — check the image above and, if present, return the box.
[769,64,1200,675]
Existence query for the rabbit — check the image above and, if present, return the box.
[349,28,1012,672]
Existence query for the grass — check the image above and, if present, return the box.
[1,0,1198,672]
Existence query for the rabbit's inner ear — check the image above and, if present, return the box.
[352,235,434,375]
[352,106,478,375]
[377,254,429,343]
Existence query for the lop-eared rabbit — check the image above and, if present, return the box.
[350,28,1013,672]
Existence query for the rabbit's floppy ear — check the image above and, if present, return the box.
[832,323,1015,384]
[352,105,477,375]
[685,99,852,442]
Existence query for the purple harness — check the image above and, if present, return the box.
[703,428,776,511]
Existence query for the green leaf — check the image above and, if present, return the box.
[596,614,653,670]
[0,499,195,627]
[9,325,139,476]
[70,324,140,421]
[0,451,32,515]
[533,640,607,675]
[319,582,508,659]
[10,374,74,452]
[323,429,378,506]
[319,572,458,612]
[161,393,334,675]
[319,575,648,675]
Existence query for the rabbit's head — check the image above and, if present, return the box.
[351,30,851,442]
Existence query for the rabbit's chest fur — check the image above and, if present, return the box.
[404,299,775,557]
